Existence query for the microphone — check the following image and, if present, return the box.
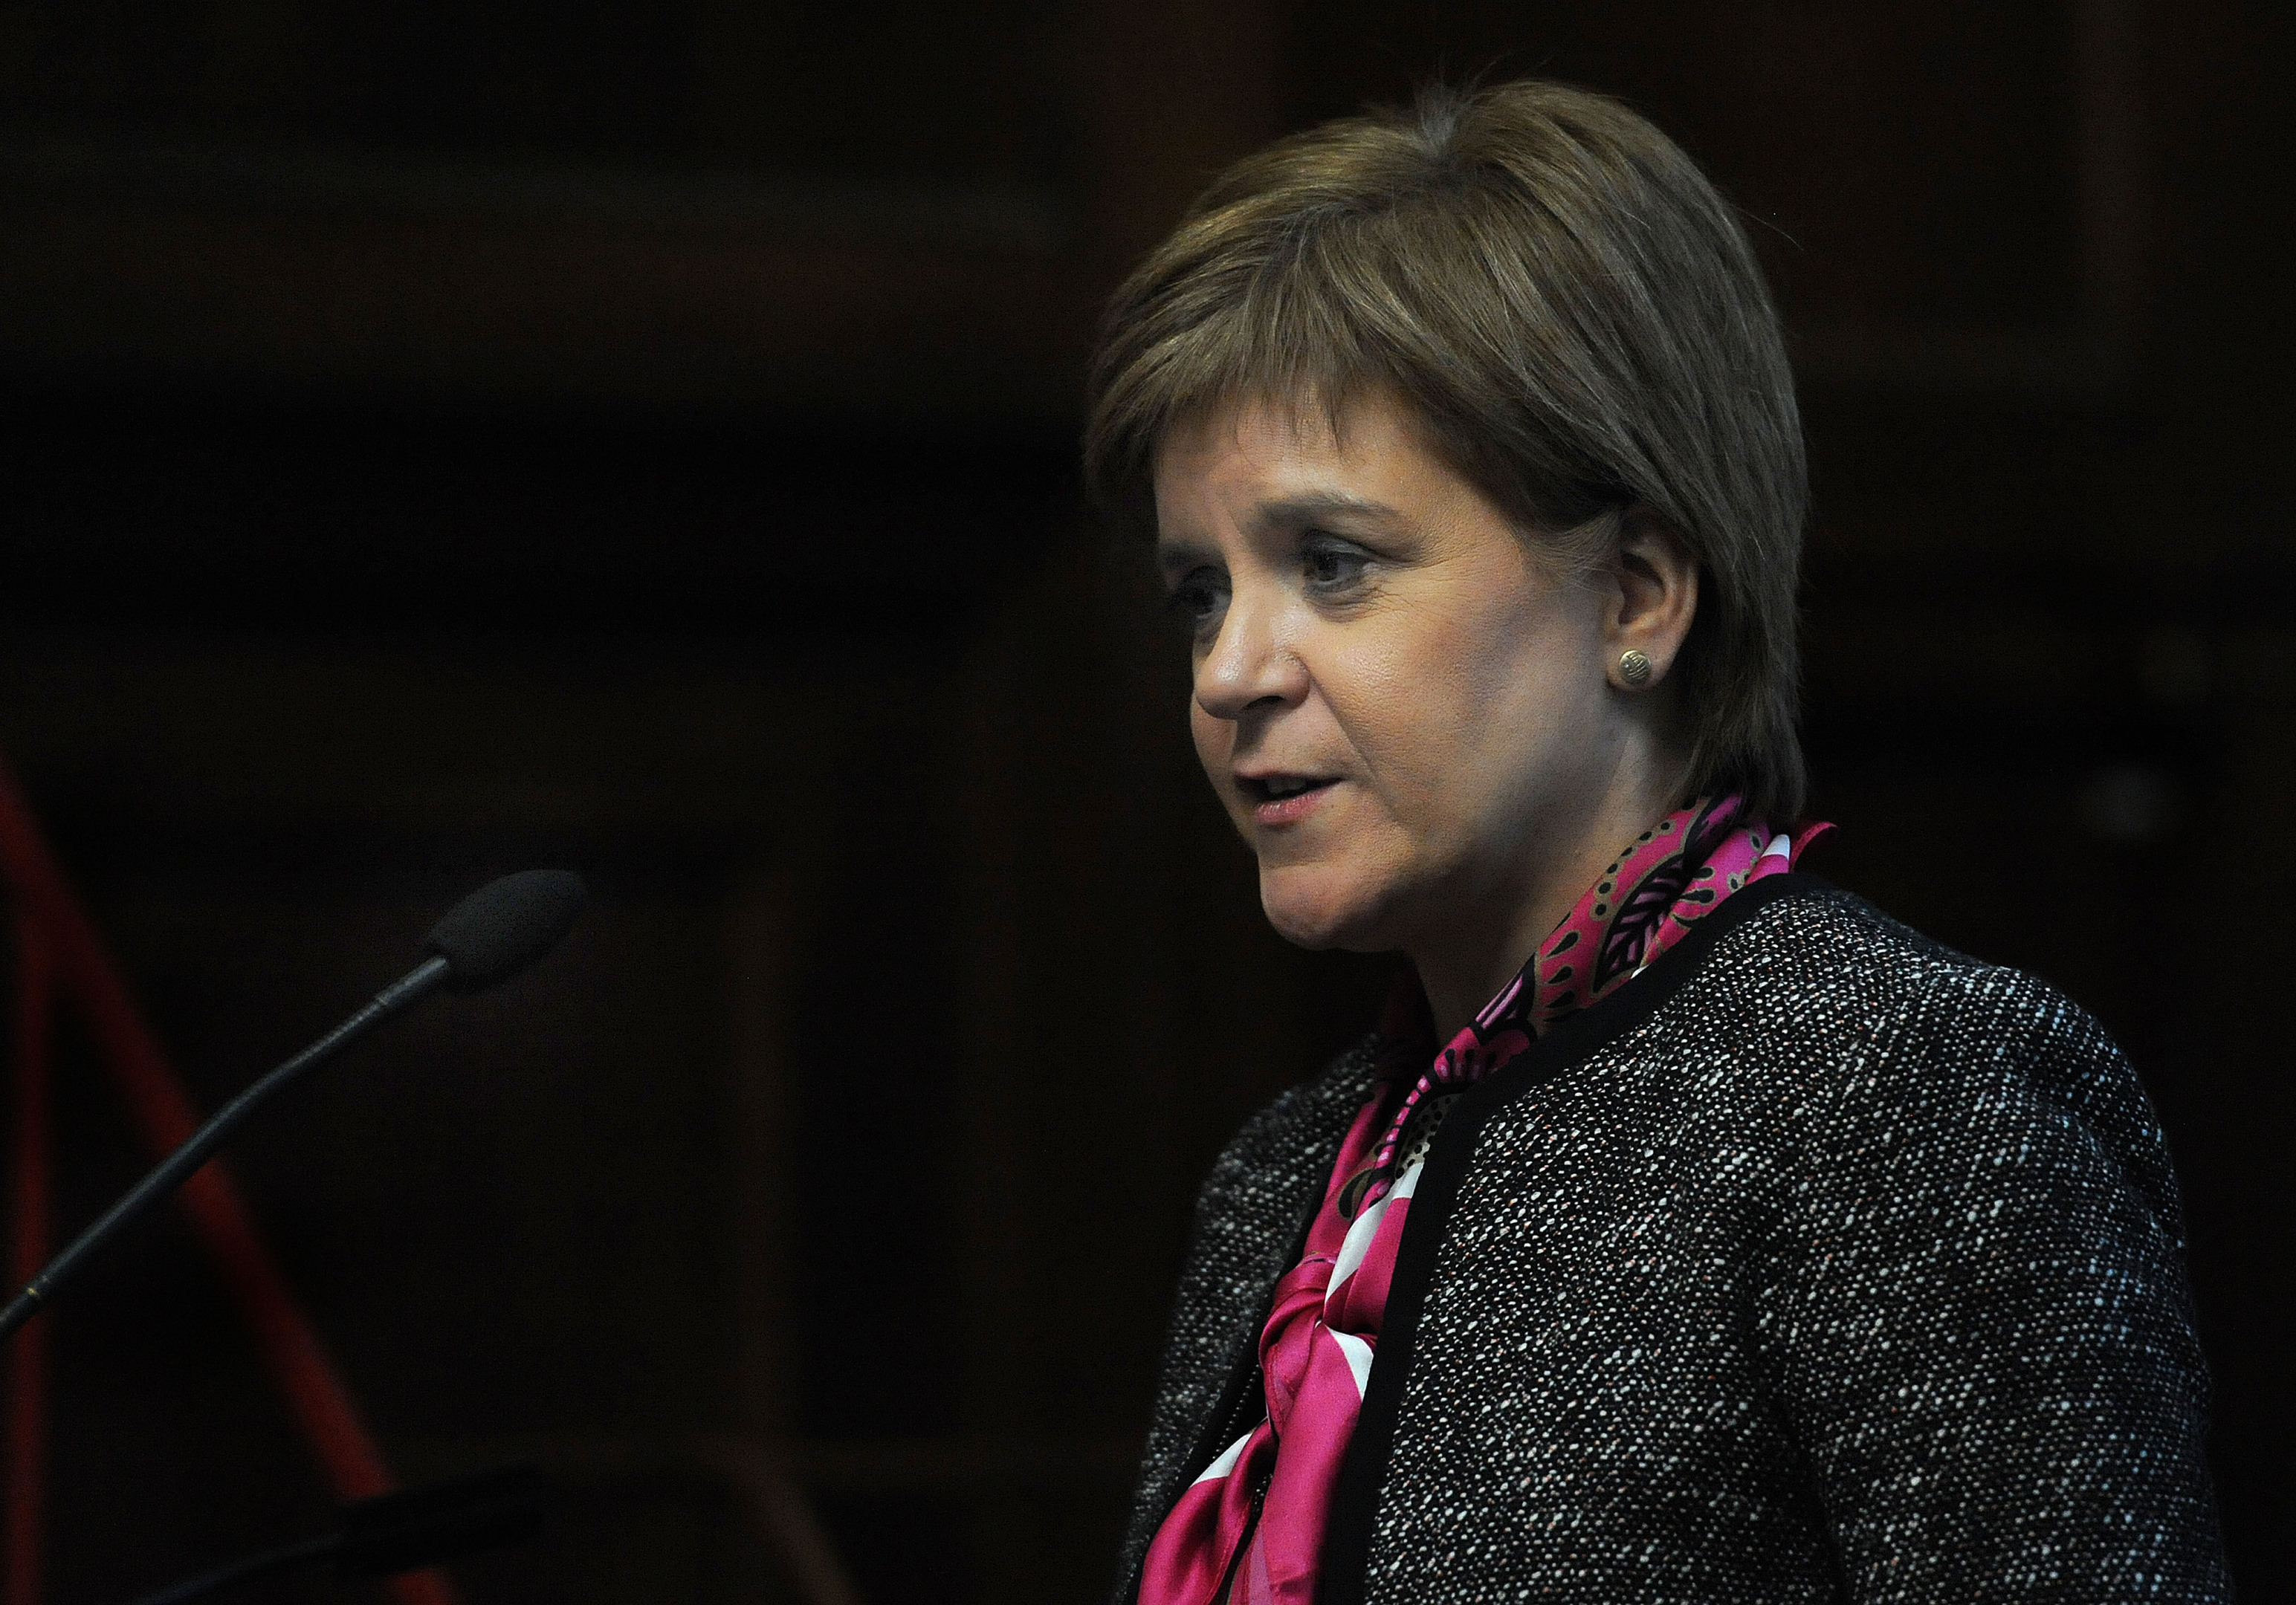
[0,869,586,1343]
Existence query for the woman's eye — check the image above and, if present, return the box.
[1301,540,1371,593]
[1165,570,1229,634]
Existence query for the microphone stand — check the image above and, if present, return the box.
[0,869,581,1599]
[0,956,452,1343]
[0,866,583,1345]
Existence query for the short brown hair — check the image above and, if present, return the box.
[1084,80,1808,821]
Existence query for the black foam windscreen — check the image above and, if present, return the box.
[421,870,587,992]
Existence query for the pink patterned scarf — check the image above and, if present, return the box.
[1136,796,1831,1605]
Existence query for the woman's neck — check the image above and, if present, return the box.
[1411,776,1684,1041]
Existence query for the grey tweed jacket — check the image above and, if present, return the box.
[1115,877,2227,1604]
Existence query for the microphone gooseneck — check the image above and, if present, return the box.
[0,871,586,1344]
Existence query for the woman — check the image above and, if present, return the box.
[1084,82,2226,1604]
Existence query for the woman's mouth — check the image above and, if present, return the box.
[1241,774,1339,826]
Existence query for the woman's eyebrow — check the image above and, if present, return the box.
[1153,532,1217,578]
[1250,490,1401,531]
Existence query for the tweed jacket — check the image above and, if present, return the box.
[1115,876,2228,1604]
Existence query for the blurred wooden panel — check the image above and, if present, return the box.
[0,0,1070,181]
[0,0,1084,417]
[0,143,1076,417]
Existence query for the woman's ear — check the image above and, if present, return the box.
[1603,506,1698,691]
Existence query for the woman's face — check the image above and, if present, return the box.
[1153,392,1646,959]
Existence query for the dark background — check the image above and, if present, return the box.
[1,1,2289,1601]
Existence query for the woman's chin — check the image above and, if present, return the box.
[1258,865,1398,953]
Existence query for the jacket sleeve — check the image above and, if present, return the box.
[1758,963,2229,1602]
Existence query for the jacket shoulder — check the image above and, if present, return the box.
[1720,882,2131,1069]
[1701,880,2185,1251]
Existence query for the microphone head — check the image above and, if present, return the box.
[422,870,587,993]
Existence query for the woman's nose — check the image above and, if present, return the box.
[1195,596,1307,722]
